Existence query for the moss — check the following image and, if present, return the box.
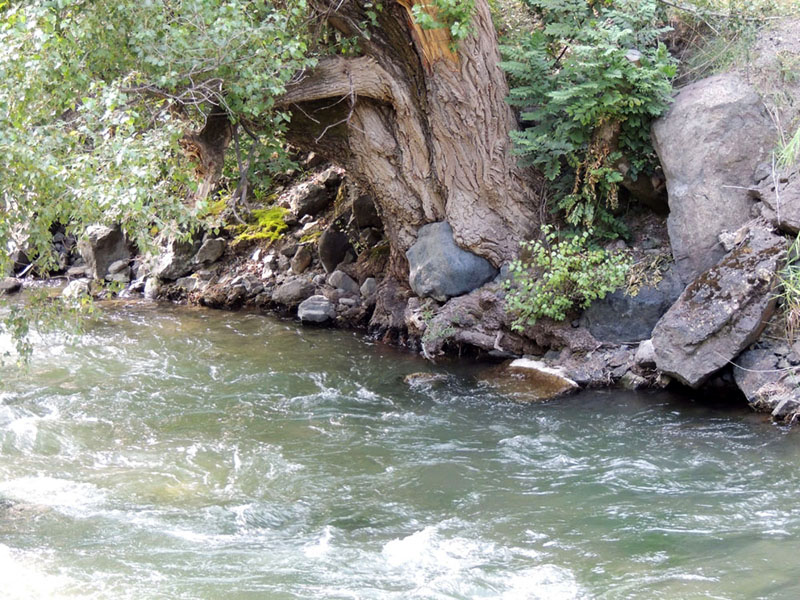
[199,198,228,219]
[299,230,323,244]
[233,207,289,243]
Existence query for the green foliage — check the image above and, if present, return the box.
[779,126,800,171]
[412,0,476,47]
[233,207,289,243]
[502,0,676,234]
[778,234,800,343]
[504,225,631,331]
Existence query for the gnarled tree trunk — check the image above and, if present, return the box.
[277,0,542,281]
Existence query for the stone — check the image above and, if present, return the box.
[288,167,341,217]
[193,238,226,266]
[153,238,198,281]
[404,372,449,386]
[0,277,22,295]
[406,221,498,302]
[297,295,336,323]
[757,170,800,234]
[78,225,130,280]
[635,339,656,367]
[272,277,315,308]
[580,267,684,343]
[651,225,787,388]
[61,279,89,300]
[360,277,378,298]
[8,249,30,275]
[291,246,313,274]
[652,73,775,282]
[479,358,579,402]
[106,271,130,284]
[318,228,352,273]
[107,259,129,275]
[144,277,161,300]
[66,266,90,278]
[353,194,382,229]
[339,297,358,307]
[733,343,800,423]
[328,270,359,295]
[620,372,647,390]
[175,276,199,292]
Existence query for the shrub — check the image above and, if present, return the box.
[502,0,676,235]
[504,225,631,331]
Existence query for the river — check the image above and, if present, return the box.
[1,302,799,599]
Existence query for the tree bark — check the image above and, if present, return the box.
[179,108,233,202]
[278,0,542,278]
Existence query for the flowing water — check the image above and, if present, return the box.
[1,302,799,599]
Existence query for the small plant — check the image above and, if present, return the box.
[412,0,476,49]
[778,234,800,343]
[504,225,631,331]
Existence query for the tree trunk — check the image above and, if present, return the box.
[278,0,542,279]
[179,108,233,202]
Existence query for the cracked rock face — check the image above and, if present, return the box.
[651,224,787,388]
[652,73,775,282]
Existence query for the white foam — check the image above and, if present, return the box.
[0,543,77,600]
[303,525,334,558]
[0,476,106,512]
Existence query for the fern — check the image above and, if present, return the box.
[501,0,676,236]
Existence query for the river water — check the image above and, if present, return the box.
[1,302,799,599]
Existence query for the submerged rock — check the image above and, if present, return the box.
[480,358,579,402]
[403,372,450,386]
[651,224,787,388]
[406,221,498,302]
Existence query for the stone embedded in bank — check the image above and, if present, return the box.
[78,224,131,280]
[406,221,498,302]
[651,224,787,388]
[298,295,336,323]
[652,73,774,282]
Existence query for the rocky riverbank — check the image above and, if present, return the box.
[3,20,799,423]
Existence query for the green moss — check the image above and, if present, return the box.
[299,230,322,244]
[199,198,228,219]
[233,207,289,243]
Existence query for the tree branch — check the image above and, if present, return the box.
[276,56,395,107]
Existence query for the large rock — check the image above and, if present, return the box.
[652,73,774,282]
[406,221,497,302]
[153,238,198,281]
[318,228,352,273]
[651,225,787,388]
[193,238,226,266]
[79,225,130,280]
[272,277,315,308]
[580,267,684,343]
[297,295,336,323]
[288,167,341,218]
[328,270,359,295]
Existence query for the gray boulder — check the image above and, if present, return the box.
[734,345,800,423]
[406,221,497,302]
[318,228,352,273]
[297,295,336,323]
[289,167,341,218]
[0,277,22,295]
[651,224,787,387]
[153,238,198,281]
[272,277,315,308]
[580,267,684,343]
[328,270,360,295]
[652,73,774,282]
[79,225,130,280]
[193,238,226,266]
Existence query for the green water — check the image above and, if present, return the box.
[1,302,799,599]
